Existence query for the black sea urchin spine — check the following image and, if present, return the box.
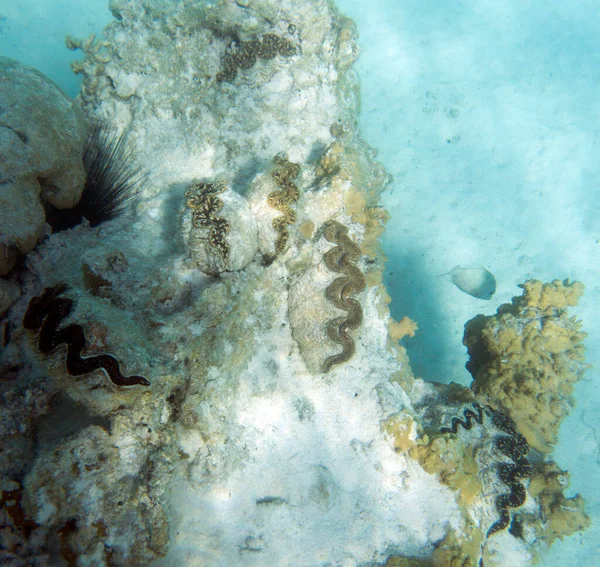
[45,123,146,231]
[81,123,146,226]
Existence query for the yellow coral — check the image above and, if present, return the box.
[514,278,584,312]
[383,556,435,567]
[464,279,588,454]
[526,461,591,548]
[431,527,483,567]
[389,316,418,341]
[409,434,483,508]
[383,415,416,453]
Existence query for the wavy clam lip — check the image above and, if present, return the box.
[186,181,231,266]
[216,33,298,84]
[321,220,366,373]
[440,402,532,541]
[263,155,301,265]
[22,285,150,387]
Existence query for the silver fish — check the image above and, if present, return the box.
[440,265,496,300]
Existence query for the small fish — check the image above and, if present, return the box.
[440,265,496,300]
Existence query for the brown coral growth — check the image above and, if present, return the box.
[216,34,298,83]
[185,181,231,266]
[526,461,590,547]
[321,220,365,373]
[264,155,301,264]
[1,483,38,542]
[464,279,587,454]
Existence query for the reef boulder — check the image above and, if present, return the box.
[464,279,587,454]
[0,57,86,275]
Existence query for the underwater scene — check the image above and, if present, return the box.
[0,0,598,565]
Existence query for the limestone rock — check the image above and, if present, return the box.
[0,57,86,275]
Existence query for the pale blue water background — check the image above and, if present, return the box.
[337,2,600,564]
[1,0,598,564]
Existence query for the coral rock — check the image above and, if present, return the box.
[0,279,21,316]
[464,279,587,454]
[0,57,86,275]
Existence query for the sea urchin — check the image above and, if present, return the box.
[44,123,146,231]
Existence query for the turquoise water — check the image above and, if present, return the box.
[337,1,600,564]
[1,0,598,564]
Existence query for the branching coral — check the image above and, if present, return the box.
[216,33,298,83]
[23,285,150,387]
[321,220,365,373]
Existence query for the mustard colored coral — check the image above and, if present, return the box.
[464,279,587,454]
[382,556,434,567]
[525,461,590,548]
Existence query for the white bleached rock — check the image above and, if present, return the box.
[0,57,85,275]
